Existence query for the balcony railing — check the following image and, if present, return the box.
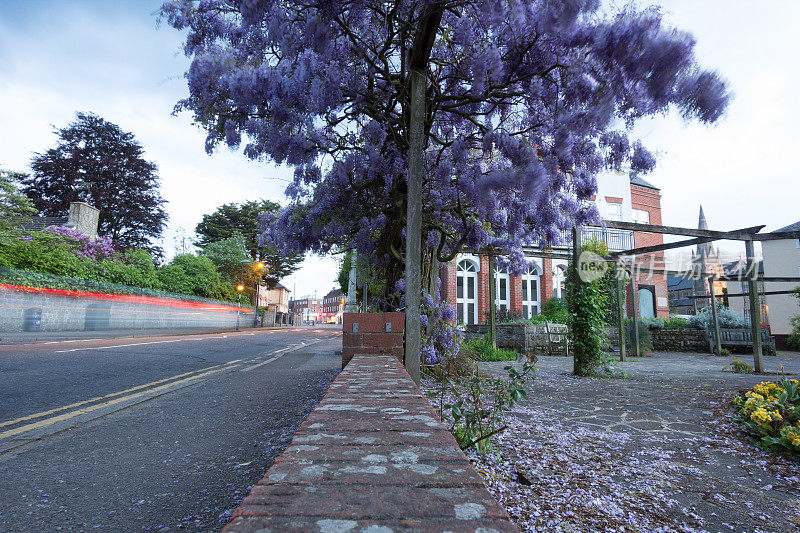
[550,226,634,251]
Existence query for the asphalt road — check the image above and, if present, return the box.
[0,327,342,531]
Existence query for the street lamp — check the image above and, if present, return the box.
[236,283,244,331]
[240,259,267,328]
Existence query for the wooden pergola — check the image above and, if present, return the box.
[594,220,800,373]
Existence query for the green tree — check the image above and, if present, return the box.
[337,249,386,307]
[158,254,229,299]
[195,200,303,287]
[21,113,168,255]
[0,169,37,231]
[200,232,249,280]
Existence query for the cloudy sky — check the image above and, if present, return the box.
[1,1,798,296]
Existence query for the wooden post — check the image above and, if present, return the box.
[571,226,580,374]
[630,272,641,358]
[404,67,425,384]
[699,249,720,355]
[707,275,721,355]
[616,263,626,362]
[745,239,764,373]
[488,253,497,350]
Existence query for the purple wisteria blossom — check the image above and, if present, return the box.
[45,226,117,261]
[163,0,728,293]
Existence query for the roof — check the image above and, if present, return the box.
[670,298,695,308]
[723,259,763,276]
[272,282,290,291]
[15,216,69,231]
[629,175,660,191]
[773,220,800,233]
[667,274,693,291]
[324,288,344,299]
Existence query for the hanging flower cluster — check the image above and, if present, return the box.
[163,0,729,299]
[44,226,117,261]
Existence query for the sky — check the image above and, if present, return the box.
[1,1,798,295]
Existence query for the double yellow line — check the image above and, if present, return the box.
[0,337,326,446]
[0,359,242,441]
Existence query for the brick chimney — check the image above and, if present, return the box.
[66,202,100,240]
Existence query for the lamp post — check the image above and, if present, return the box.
[240,260,266,328]
[236,283,244,331]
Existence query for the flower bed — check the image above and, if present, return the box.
[734,378,800,455]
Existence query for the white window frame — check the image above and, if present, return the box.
[456,259,479,325]
[633,208,650,224]
[494,265,510,313]
[552,263,567,299]
[607,202,623,222]
[521,264,541,318]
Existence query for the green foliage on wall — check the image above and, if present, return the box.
[565,239,613,376]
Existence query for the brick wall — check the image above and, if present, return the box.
[342,312,405,368]
[630,184,669,319]
[222,354,518,533]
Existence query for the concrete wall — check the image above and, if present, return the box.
[0,285,254,333]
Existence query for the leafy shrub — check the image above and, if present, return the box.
[566,239,613,375]
[427,362,534,453]
[689,304,748,329]
[734,377,800,455]
[462,335,518,361]
[0,231,96,278]
[788,317,800,351]
[724,358,752,373]
[663,317,690,328]
[638,316,665,329]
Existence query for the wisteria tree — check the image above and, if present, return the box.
[162,0,728,337]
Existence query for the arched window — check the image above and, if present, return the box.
[494,265,510,313]
[456,259,478,324]
[552,263,567,299]
[522,264,541,318]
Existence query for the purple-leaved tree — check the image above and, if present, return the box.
[162,0,728,329]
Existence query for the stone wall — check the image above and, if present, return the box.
[0,285,254,333]
[222,354,518,533]
[464,323,549,354]
[342,312,405,368]
[651,327,709,353]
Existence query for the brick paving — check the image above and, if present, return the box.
[223,354,518,533]
[473,352,800,532]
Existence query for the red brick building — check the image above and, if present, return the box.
[322,288,345,324]
[440,173,670,324]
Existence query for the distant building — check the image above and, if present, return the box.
[258,283,291,314]
[322,288,345,324]
[289,297,323,325]
[666,206,728,316]
[761,221,800,347]
[667,275,695,316]
[441,171,670,324]
[724,259,768,326]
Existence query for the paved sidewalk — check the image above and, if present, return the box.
[475,353,800,532]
